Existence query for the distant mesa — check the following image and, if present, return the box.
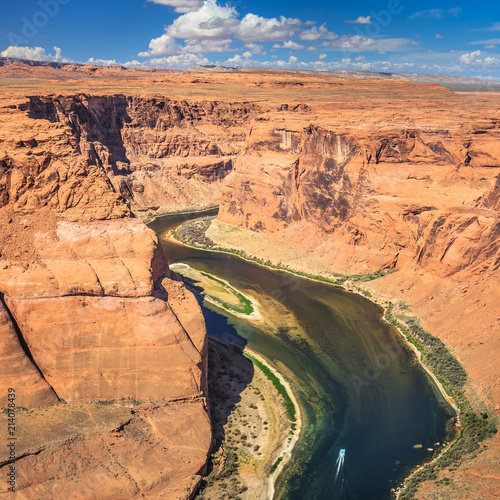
[0,56,78,69]
[1,56,500,88]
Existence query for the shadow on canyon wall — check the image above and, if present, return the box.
[201,302,254,477]
[26,95,132,174]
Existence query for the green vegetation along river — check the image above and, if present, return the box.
[149,210,455,500]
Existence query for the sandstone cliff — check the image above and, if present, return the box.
[0,70,499,499]
[220,111,500,277]
[0,94,210,497]
[23,94,259,218]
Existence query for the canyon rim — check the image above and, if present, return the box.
[0,61,499,499]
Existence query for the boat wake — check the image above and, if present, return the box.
[331,448,347,499]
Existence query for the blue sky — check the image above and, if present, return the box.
[1,0,500,79]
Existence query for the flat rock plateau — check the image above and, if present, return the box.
[0,61,499,498]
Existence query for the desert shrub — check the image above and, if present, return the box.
[386,303,498,497]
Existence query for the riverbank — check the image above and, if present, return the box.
[243,349,302,500]
[167,220,457,408]
[140,205,220,224]
[165,217,347,286]
[170,263,261,320]
[197,339,301,500]
[167,215,497,499]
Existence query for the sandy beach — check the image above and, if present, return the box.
[198,339,302,500]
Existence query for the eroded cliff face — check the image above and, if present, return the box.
[23,94,259,217]
[0,95,210,497]
[220,113,500,277]
[1,71,499,498]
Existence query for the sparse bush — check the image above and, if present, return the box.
[386,303,498,498]
[95,399,114,406]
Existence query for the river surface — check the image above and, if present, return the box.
[149,210,454,500]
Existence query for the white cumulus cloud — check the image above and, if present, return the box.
[459,50,483,64]
[164,0,300,42]
[299,24,337,41]
[273,40,305,50]
[182,38,233,53]
[146,0,203,13]
[123,60,143,68]
[263,55,299,68]
[139,0,303,58]
[346,16,371,24]
[237,13,301,42]
[244,43,264,54]
[225,54,242,64]
[167,0,238,39]
[458,50,499,66]
[149,53,210,68]
[1,45,72,63]
[138,34,182,57]
[86,57,118,66]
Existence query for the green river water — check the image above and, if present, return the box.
[149,210,454,500]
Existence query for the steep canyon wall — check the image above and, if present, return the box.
[0,72,499,498]
[219,115,500,278]
[24,94,259,217]
[0,93,214,497]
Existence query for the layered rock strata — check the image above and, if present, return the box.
[0,94,210,497]
[0,70,499,498]
[23,95,259,217]
[220,115,500,277]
